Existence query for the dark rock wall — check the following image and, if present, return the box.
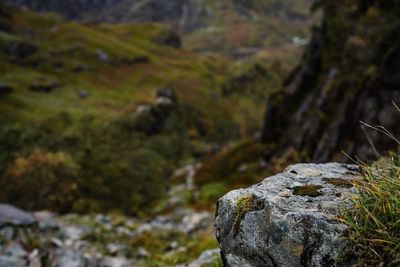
[261,0,400,163]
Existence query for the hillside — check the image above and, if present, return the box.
[8,0,316,53]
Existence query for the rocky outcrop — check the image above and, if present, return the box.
[215,163,360,267]
[261,1,400,163]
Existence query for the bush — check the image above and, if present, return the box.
[1,149,79,212]
[340,154,400,266]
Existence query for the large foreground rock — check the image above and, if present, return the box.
[215,163,360,267]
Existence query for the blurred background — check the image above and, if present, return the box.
[0,0,399,266]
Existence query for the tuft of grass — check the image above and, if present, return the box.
[340,154,400,266]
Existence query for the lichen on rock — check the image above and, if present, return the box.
[232,194,264,236]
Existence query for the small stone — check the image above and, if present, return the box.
[99,256,131,267]
[278,191,290,198]
[136,247,149,259]
[180,212,212,234]
[51,238,64,248]
[2,242,28,259]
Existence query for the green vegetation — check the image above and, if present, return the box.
[340,155,400,266]
[292,185,323,197]
[0,9,286,214]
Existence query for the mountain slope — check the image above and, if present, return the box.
[8,0,316,52]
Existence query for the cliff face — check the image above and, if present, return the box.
[261,0,400,163]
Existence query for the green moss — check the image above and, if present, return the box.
[233,194,263,236]
[323,178,354,188]
[292,185,323,197]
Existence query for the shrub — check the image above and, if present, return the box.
[340,154,400,266]
[2,149,80,212]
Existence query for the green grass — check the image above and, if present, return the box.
[340,154,400,266]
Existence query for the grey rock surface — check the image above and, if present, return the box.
[215,163,360,267]
[0,204,37,228]
[51,249,87,267]
[0,255,26,267]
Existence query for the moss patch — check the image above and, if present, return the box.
[323,178,354,188]
[233,194,264,236]
[292,185,323,197]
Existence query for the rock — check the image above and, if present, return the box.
[61,226,89,242]
[27,249,41,267]
[0,204,37,228]
[154,29,181,48]
[71,64,89,73]
[106,243,126,256]
[135,104,151,114]
[118,55,149,65]
[155,88,178,105]
[0,85,14,98]
[165,241,179,252]
[5,42,37,58]
[51,249,87,267]
[183,248,220,267]
[95,49,109,63]
[78,91,89,99]
[136,247,149,259]
[215,163,360,267]
[33,211,58,231]
[98,256,131,267]
[180,211,212,234]
[2,242,28,259]
[29,82,60,93]
[50,238,64,248]
[0,255,26,267]
[94,214,111,225]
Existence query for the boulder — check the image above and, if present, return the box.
[0,204,37,228]
[5,42,37,58]
[215,163,360,267]
[0,85,14,98]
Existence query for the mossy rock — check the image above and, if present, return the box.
[233,194,264,236]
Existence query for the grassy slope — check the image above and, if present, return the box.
[0,11,243,130]
[183,0,316,52]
